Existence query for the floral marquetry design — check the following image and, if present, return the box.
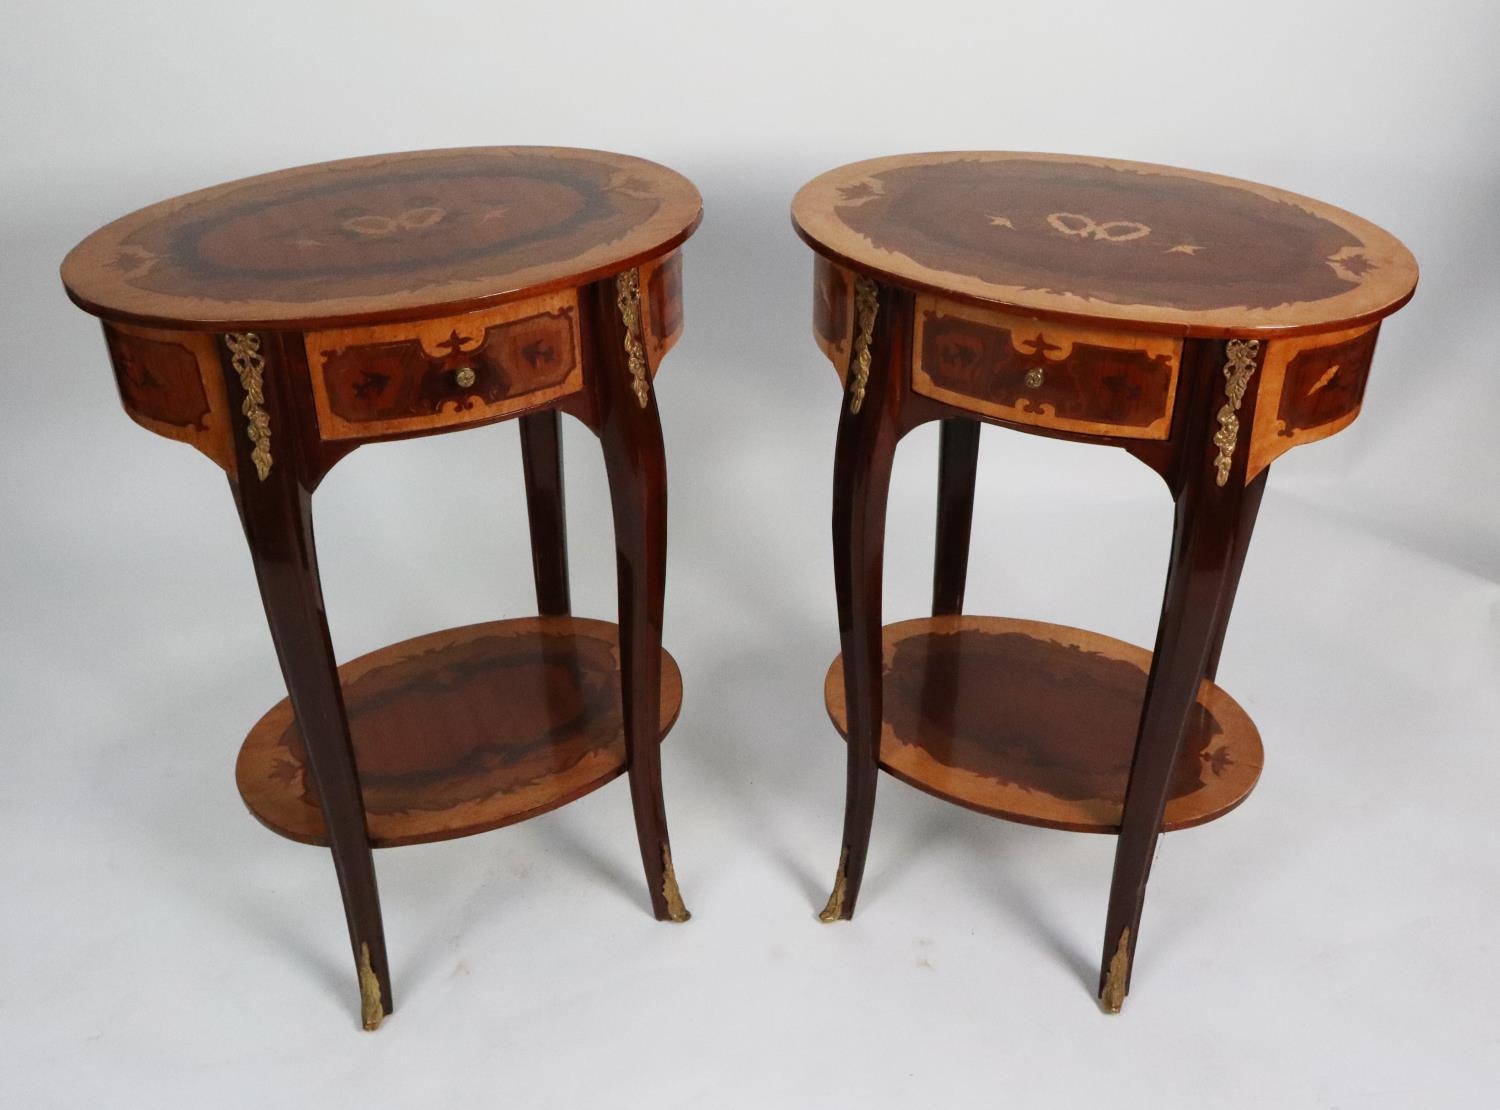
[62,147,702,330]
[911,296,1182,439]
[304,290,584,441]
[823,616,1263,834]
[793,152,1417,336]
[236,617,684,848]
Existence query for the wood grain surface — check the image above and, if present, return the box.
[823,615,1262,833]
[236,617,683,848]
[793,152,1417,338]
[62,147,702,331]
[102,321,235,469]
[1248,322,1380,478]
[304,290,583,440]
[911,295,1182,439]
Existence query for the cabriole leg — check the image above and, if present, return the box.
[589,275,688,922]
[932,417,981,617]
[822,280,904,921]
[519,410,572,616]
[1099,339,1266,1012]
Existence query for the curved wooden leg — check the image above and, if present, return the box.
[932,417,981,617]
[822,282,904,922]
[1203,468,1268,683]
[519,410,571,616]
[1098,342,1267,1012]
[589,275,687,923]
[231,477,392,1030]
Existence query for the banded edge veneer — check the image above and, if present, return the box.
[237,617,682,848]
[812,259,1383,472]
[824,616,1263,833]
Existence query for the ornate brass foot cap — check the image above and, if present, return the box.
[1099,927,1131,1015]
[358,943,386,1031]
[818,849,849,923]
[661,845,691,923]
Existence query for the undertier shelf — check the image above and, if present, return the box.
[237,616,681,848]
[825,615,1262,833]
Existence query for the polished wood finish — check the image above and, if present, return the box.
[519,409,572,616]
[62,147,702,331]
[102,321,235,469]
[1247,323,1380,479]
[63,147,700,1028]
[824,616,1262,833]
[225,329,391,1028]
[305,290,583,440]
[640,249,685,371]
[799,153,1415,1013]
[813,256,856,379]
[584,276,689,922]
[912,296,1181,439]
[931,419,980,617]
[793,151,1418,338]
[822,283,909,923]
[237,618,683,847]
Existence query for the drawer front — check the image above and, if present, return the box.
[812,256,856,380]
[103,321,235,470]
[912,297,1181,439]
[305,290,583,441]
[640,250,685,372]
[1247,322,1379,479]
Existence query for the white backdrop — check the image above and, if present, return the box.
[3,2,1498,1106]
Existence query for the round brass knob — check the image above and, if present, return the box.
[453,366,476,388]
[1024,366,1045,389]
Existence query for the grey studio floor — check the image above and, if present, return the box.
[5,3,1500,1108]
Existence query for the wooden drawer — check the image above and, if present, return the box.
[102,321,235,470]
[305,290,583,441]
[640,250,685,372]
[812,256,856,380]
[1247,322,1380,480]
[911,296,1181,440]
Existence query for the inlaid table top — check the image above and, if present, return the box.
[792,151,1417,338]
[62,146,703,331]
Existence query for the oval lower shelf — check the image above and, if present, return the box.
[825,615,1262,833]
[237,616,681,848]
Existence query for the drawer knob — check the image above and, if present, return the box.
[1024,366,1045,389]
[453,366,477,388]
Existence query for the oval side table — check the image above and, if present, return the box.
[62,146,701,1029]
[792,152,1417,1012]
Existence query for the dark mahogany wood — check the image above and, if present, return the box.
[1275,326,1378,436]
[104,327,212,428]
[578,276,689,922]
[918,311,1174,433]
[237,617,683,846]
[519,410,572,616]
[318,307,578,425]
[1204,469,1267,684]
[644,251,684,348]
[820,285,910,921]
[801,153,1416,1015]
[1098,338,1269,1011]
[223,332,391,1030]
[932,418,980,617]
[63,148,701,1030]
[793,152,1418,338]
[62,147,702,332]
[824,616,1262,833]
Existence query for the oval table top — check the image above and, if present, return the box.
[62,146,703,332]
[792,151,1417,338]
